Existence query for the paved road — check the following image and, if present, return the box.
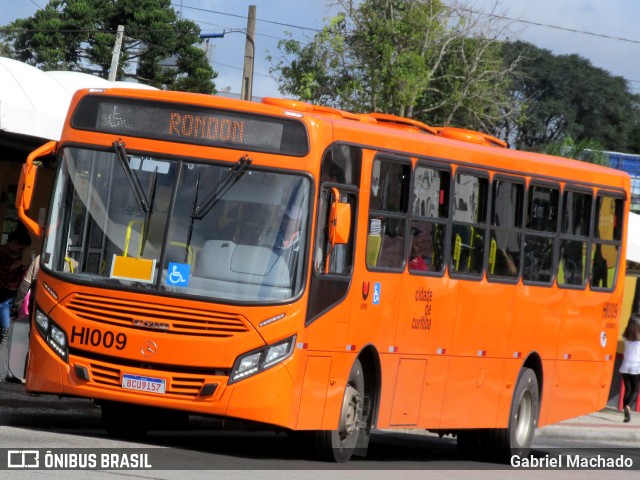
[0,381,639,479]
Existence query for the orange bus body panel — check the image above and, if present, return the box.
[23,88,629,440]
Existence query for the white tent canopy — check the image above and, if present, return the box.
[627,212,640,263]
[0,57,155,141]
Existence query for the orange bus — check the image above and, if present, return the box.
[16,88,629,462]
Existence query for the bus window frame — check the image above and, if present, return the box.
[366,154,412,273]
[557,185,594,291]
[487,174,526,284]
[306,142,361,326]
[44,143,318,305]
[448,167,490,281]
[407,158,452,277]
[521,180,561,287]
[313,182,358,278]
[590,190,625,292]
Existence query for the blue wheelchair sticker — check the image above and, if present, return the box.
[373,282,381,305]
[166,262,190,287]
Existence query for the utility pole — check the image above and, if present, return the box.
[241,5,256,101]
[108,25,125,82]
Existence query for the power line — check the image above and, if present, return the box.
[213,60,274,79]
[459,5,640,46]
[190,18,288,42]
[11,3,640,50]
[176,2,640,47]
[172,3,321,33]
[10,2,640,49]
[7,2,640,91]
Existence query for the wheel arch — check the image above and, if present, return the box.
[357,344,382,428]
[522,352,543,413]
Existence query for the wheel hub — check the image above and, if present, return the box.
[338,384,362,440]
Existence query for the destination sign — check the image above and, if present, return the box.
[71,95,309,156]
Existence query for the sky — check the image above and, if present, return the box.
[1,0,640,98]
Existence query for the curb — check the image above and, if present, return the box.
[535,425,640,443]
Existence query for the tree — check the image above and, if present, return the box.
[0,37,10,56]
[0,0,216,93]
[502,41,640,152]
[270,0,521,133]
[543,135,609,166]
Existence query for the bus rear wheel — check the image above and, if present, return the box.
[492,367,539,462]
[313,359,365,463]
[457,367,539,463]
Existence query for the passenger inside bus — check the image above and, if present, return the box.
[409,243,428,271]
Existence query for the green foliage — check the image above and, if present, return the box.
[0,0,216,93]
[269,14,357,108]
[502,41,640,153]
[270,0,519,133]
[0,40,10,57]
[543,135,610,166]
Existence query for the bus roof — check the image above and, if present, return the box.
[66,88,629,192]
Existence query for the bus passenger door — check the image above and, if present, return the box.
[298,185,357,430]
[306,186,357,348]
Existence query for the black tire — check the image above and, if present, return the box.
[101,402,150,440]
[313,358,365,462]
[492,367,539,462]
[456,429,485,461]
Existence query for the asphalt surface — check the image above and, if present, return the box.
[0,379,639,444]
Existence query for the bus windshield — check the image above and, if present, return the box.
[43,146,310,303]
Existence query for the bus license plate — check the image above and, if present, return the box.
[122,374,166,394]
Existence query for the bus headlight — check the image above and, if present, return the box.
[34,308,68,362]
[229,335,296,384]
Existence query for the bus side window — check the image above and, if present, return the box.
[523,184,559,284]
[488,177,524,281]
[449,171,488,277]
[409,164,449,274]
[367,157,411,270]
[558,189,592,288]
[590,194,623,291]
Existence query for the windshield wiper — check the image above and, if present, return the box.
[183,171,202,263]
[139,165,158,256]
[191,155,252,220]
[113,140,149,214]
[182,156,252,264]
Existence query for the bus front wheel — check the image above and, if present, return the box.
[313,358,365,462]
[101,401,150,440]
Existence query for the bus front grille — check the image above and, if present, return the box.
[63,293,250,337]
[87,362,207,398]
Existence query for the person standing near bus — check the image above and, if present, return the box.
[620,314,640,423]
[12,254,39,321]
[0,225,31,344]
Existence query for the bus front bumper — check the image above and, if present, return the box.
[25,331,299,429]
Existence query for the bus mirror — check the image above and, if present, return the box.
[324,188,352,274]
[16,140,56,237]
[329,197,351,245]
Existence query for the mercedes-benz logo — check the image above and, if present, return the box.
[140,340,158,357]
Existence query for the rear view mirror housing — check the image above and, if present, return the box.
[16,140,56,236]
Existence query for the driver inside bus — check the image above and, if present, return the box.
[274,205,303,251]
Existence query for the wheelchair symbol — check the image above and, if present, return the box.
[373,283,381,305]
[167,263,190,287]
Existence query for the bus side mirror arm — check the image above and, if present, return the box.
[16,140,56,237]
[324,188,352,274]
